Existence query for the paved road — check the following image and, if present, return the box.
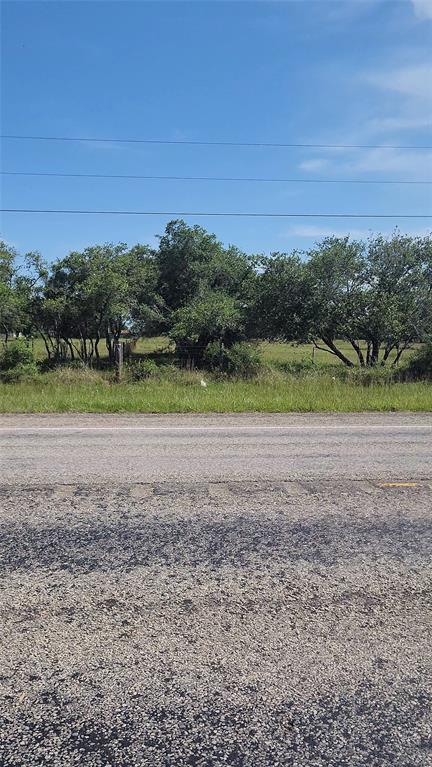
[1,412,432,484]
[1,414,431,766]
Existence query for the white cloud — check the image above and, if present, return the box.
[364,114,432,133]
[299,147,432,179]
[299,59,432,179]
[289,224,371,239]
[298,158,330,172]
[346,147,432,176]
[411,0,432,20]
[287,224,432,240]
[366,65,432,101]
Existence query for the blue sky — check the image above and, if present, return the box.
[1,0,431,262]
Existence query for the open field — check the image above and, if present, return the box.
[1,375,431,413]
[30,336,418,367]
[259,340,419,367]
[30,335,171,362]
[2,337,429,413]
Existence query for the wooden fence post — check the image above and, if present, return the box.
[114,342,124,382]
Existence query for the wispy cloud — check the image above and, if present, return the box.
[288,224,373,240]
[365,64,432,101]
[324,0,380,23]
[411,0,432,20]
[299,57,432,179]
[299,158,330,172]
[344,147,432,176]
[299,145,432,178]
[287,223,432,240]
[363,114,432,133]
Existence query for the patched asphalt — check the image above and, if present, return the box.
[1,477,431,766]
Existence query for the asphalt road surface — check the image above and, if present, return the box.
[1,412,432,484]
[1,413,431,766]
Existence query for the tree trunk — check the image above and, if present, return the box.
[67,340,75,360]
[95,333,100,361]
[106,329,113,363]
[392,343,409,368]
[369,339,380,366]
[381,343,394,366]
[366,341,372,367]
[39,331,52,360]
[321,336,355,367]
[348,338,365,367]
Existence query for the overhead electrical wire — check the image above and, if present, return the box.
[3,136,430,221]
[2,208,431,219]
[1,134,431,150]
[2,170,430,185]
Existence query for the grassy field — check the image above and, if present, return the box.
[2,337,429,413]
[30,336,171,361]
[30,336,418,367]
[1,373,430,413]
[259,340,418,367]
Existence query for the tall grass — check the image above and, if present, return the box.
[1,375,430,413]
[2,338,429,413]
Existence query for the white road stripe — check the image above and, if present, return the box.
[0,425,431,433]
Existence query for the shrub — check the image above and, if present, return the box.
[0,340,38,382]
[275,359,321,376]
[125,359,159,381]
[203,342,261,377]
[403,343,432,381]
[49,366,107,385]
[0,363,38,383]
[344,366,397,386]
[0,339,35,370]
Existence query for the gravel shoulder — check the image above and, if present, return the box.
[1,479,431,766]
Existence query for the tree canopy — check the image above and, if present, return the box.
[1,224,431,368]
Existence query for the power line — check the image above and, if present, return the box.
[2,170,430,185]
[2,134,431,150]
[2,208,431,219]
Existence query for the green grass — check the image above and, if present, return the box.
[4,337,428,413]
[30,335,171,361]
[1,375,430,413]
[259,340,418,367]
[30,335,418,367]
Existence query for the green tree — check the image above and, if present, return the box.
[155,220,255,364]
[253,253,310,343]
[156,220,223,314]
[359,232,432,366]
[170,291,243,364]
[0,241,21,343]
[29,243,159,363]
[304,233,432,366]
[256,233,432,367]
[305,237,366,366]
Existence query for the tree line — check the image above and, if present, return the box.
[1,220,431,368]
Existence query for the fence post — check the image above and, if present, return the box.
[114,342,124,382]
